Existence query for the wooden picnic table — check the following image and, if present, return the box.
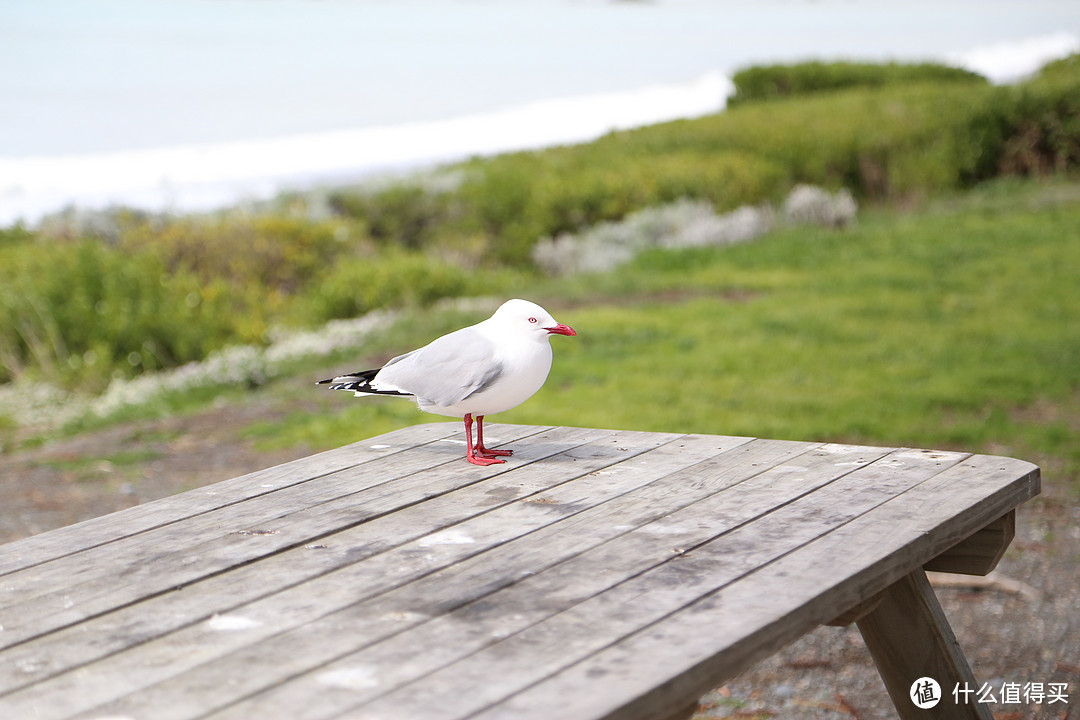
[0,423,1039,720]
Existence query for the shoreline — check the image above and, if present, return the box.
[0,72,731,229]
[3,26,1078,230]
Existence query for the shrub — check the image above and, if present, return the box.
[1031,53,1080,83]
[457,147,788,264]
[300,250,472,323]
[728,61,987,107]
[0,224,33,249]
[0,240,238,387]
[328,183,458,250]
[616,81,1002,200]
[119,214,352,297]
[996,72,1080,176]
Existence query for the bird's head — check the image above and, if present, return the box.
[492,299,577,339]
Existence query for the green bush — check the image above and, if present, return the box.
[1031,53,1080,83]
[336,59,1077,262]
[728,60,987,107]
[995,73,1080,176]
[120,214,351,297]
[0,224,33,249]
[0,240,237,387]
[455,146,788,264]
[328,183,458,250]
[626,80,1024,199]
[299,250,472,323]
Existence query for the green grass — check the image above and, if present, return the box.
[534,181,1079,463]
[255,178,1080,495]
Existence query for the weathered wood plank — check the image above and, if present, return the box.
[0,425,626,663]
[0,421,483,600]
[0,428,1039,720]
[0,423,556,648]
[857,569,993,720]
[1,423,544,594]
[0,428,712,718]
[0,426,673,695]
[49,437,803,720]
[198,443,894,720]
[0,422,465,576]
[315,447,963,720]
[465,454,1037,720]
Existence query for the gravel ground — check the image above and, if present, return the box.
[1,403,1076,720]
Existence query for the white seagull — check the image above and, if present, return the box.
[318,299,577,466]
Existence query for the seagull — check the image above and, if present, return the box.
[318,299,577,466]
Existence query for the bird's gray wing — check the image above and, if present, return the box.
[375,327,503,407]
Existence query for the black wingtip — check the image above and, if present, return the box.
[317,368,413,396]
[317,368,380,387]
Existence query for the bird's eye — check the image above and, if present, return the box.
[528,317,538,324]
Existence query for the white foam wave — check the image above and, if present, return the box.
[949,31,1079,83]
[0,72,731,227]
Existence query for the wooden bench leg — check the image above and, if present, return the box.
[855,569,991,720]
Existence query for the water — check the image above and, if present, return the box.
[1,0,1078,226]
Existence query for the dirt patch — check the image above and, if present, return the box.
[0,399,309,541]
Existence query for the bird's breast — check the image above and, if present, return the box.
[465,340,553,416]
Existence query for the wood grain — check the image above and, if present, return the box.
[857,569,993,720]
[0,427,1039,720]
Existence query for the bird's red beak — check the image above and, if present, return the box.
[546,324,577,337]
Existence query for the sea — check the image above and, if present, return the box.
[1,0,1078,227]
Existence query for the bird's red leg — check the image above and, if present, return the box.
[474,415,513,458]
[464,413,503,466]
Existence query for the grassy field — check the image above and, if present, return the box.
[243,177,1080,498]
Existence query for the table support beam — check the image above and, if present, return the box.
[923,511,1015,576]
[856,569,992,720]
